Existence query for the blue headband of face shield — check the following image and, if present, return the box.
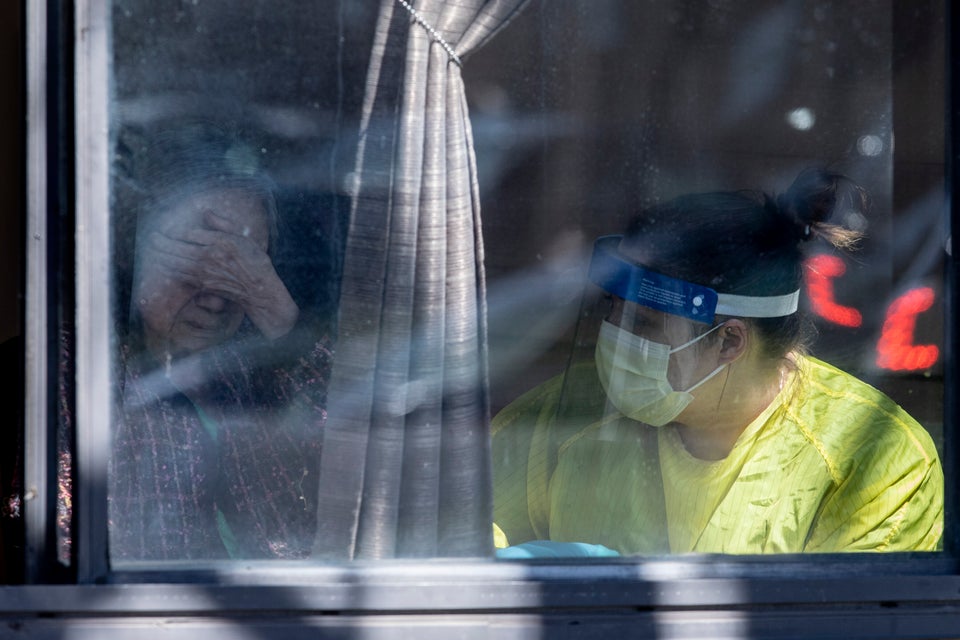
[588,235,719,323]
[587,235,801,323]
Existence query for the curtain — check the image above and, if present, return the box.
[313,0,530,559]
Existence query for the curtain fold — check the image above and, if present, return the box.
[313,0,530,560]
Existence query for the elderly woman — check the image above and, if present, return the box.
[493,168,943,556]
[109,123,333,561]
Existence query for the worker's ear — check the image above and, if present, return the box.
[717,319,749,365]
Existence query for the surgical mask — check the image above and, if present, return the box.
[594,319,727,426]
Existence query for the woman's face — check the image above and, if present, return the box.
[607,296,718,391]
[132,187,270,359]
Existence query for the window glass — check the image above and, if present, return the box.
[470,1,945,556]
[105,0,946,564]
[108,1,376,562]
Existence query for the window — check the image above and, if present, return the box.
[472,0,947,557]
[14,0,960,636]
[83,0,947,566]
[104,1,372,564]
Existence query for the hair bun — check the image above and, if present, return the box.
[774,191,814,242]
[778,168,865,249]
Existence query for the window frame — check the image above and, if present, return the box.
[16,0,960,635]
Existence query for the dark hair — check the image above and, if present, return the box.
[619,168,867,360]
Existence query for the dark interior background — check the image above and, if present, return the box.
[3,0,946,447]
[463,0,945,444]
[2,1,22,347]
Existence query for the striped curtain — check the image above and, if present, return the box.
[313,0,530,559]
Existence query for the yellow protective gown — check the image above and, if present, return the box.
[492,354,943,554]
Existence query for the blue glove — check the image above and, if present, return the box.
[496,540,620,559]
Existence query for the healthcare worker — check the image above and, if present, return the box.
[492,168,943,555]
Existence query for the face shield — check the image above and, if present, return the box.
[556,235,801,430]
[506,236,801,554]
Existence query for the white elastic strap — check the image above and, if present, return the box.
[668,321,726,354]
[685,363,727,393]
[715,290,800,318]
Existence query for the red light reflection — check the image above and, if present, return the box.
[875,287,939,372]
[804,255,862,328]
[804,256,940,372]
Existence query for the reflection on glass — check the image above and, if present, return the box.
[105,0,366,563]
[109,123,333,560]
[491,170,943,557]
[102,0,946,563]
[465,0,946,558]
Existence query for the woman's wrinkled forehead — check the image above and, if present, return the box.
[148,187,271,249]
[144,182,274,241]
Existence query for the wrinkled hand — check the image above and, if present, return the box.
[147,210,299,340]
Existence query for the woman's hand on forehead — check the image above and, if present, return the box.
[200,208,268,248]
